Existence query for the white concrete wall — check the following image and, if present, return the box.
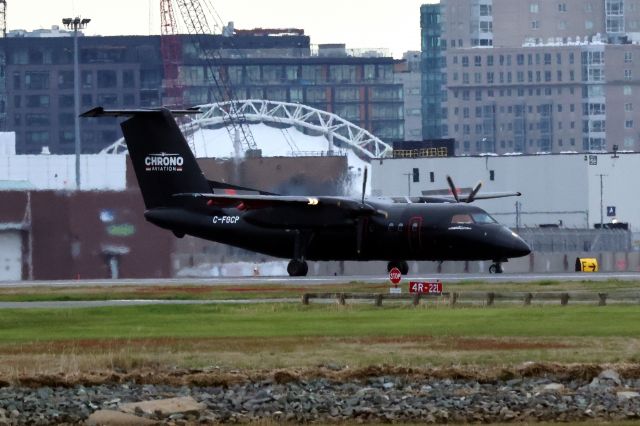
[0,154,126,191]
[371,153,640,231]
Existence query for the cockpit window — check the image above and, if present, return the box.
[450,212,498,225]
[451,214,474,224]
[471,213,498,224]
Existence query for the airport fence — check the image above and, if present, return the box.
[301,291,640,307]
[517,228,632,252]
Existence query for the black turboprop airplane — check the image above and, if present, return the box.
[82,107,531,276]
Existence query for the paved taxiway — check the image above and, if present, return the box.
[1,272,640,288]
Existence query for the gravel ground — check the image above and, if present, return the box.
[0,368,639,424]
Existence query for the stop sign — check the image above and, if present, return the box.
[389,267,402,284]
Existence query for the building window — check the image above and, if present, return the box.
[625,103,633,112]
[97,94,118,107]
[58,95,73,108]
[246,66,261,83]
[25,131,49,145]
[625,52,633,63]
[531,20,539,29]
[122,70,135,88]
[625,69,632,80]
[626,120,634,129]
[558,3,567,12]
[82,94,93,107]
[81,71,93,89]
[624,85,633,95]
[57,71,73,90]
[289,87,303,103]
[26,95,49,108]
[25,72,49,90]
[585,20,594,30]
[530,3,539,13]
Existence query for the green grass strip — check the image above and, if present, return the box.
[0,304,639,343]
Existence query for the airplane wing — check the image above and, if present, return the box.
[173,193,382,228]
[461,191,522,201]
[419,191,522,203]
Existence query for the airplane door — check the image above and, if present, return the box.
[408,216,422,254]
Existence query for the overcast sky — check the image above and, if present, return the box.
[9,0,433,58]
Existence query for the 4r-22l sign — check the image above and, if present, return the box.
[409,281,443,295]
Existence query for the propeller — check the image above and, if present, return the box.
[361,167,368,205]
[467,181,482,203]
[357,167,368,254]
[446,175,460,203]
[446,175,483,203]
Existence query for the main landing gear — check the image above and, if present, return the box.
[287,259,308,277]
[387,260,409,275]
[287,230,313,277]
[489,262,504,274]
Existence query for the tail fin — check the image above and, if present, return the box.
[83,107,210,208]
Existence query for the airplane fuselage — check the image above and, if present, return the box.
[145,200,530,262]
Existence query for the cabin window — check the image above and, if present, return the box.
[411,222,419,231]
[490,170,495,181]
[398,223,404,232]
[451,214,473,224]
[388,222,395,231]
[430,172,435,182]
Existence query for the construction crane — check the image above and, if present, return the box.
[0,0,7,130]
[159,0,258,151]
[160,0,184,107]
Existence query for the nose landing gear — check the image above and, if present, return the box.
[489,262,504,274]
[287,259,309,277]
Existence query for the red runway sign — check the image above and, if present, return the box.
[409,280,443,295]
[389,267,402,284]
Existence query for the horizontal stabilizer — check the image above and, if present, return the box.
[80,106,201,118]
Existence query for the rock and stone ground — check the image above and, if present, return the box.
[0,365,638,424]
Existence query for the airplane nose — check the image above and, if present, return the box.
[508,230,532,257]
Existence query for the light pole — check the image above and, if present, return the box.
[62,17,91,190]
[597,173,607,229]
[403,173,412,197]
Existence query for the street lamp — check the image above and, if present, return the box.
[62,17,91,190]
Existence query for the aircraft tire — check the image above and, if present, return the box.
[489,263,504,274]
[287,259,308,277]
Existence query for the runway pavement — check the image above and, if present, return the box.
[1,272,640,288]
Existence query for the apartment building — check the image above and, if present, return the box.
[422,0,640,153]
[4,29,404,154]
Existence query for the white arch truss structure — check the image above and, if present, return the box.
[101,99,393,160]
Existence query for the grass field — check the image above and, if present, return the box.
[0,303,639,377]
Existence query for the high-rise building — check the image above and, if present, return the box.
[5,29,404,154]
[422,0,640,154]
[396,51,423,141]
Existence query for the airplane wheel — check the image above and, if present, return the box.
[489,263,504,274]
[287,260,308,277]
